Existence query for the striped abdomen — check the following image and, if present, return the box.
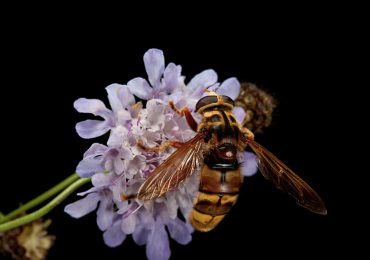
[189,164,243,232]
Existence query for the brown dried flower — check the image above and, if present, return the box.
[0,219,55,260]
[235,82,277,133]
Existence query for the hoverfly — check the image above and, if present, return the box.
[134,91,327,232]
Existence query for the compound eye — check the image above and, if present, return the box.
[195,96,218,111]
[220,95,235,107]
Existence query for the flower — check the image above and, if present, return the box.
[127,49,185,101]
[235,82,277,133]
[0,218,55,260]
[17,219,55,260]
[65,48,257,260]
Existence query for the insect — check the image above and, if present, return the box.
[135,91,327,232]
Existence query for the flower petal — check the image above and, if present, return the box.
[77,187,99,196]
[126,155,146,178]
[74,98,108,115]
[176,192,193,216]
[83,143,108,157]
[139,209,155,229]
[64,193,100,218]
[118,85,135,108]
[133,225,150,246]
[121,213,136,234]
[121,147,134,160]
[116,109,132,125]
[217,77,241,100]
[241,152,258,176]
[162,63,182,93]
[139,130,161,148]
[232,106,246,124]
[92,173,112,187]
[127,77,153,100]
[146,100,166,129]
[187,69,218,92]
[97,196,114,231]
[104,148,124,175]
[103,219,126,247]
[167,218,192,245]
[76,119,111,139]
[107,126,129,147]
[112,176,127,202]
[165,194,178,219]
[76,156,104,178]
[207,82,220,92]
[146,222,170,260]
[106,83,125,114]
[144,48,165,88]
[113,157,125,175]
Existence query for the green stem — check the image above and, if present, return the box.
[0,173,79,224]
[0,177,91,232]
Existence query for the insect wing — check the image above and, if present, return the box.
[247,140,327,215]
[137,133,206,201]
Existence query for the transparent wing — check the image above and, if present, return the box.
[247,139,327,215]
[137,133,206,201]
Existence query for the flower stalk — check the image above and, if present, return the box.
[0,176,90,232]
[0,173,80,225]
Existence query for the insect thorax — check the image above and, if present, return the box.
[197,108,241,170]
[198,108,241,141]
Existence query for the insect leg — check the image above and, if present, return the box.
[121,193,137,201]
[137,139,184,151]
[168,101,198,131]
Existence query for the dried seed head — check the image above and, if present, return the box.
[235,82,277,133]
[0,219,55,260]
[0,225,26,260]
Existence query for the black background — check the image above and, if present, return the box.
[0,8,360,260]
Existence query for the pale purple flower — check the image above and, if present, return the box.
[65,48,258,260]
[74,83,140,140]
[127,49,185,101]
[64,187,115,231]
[126,48,242,113]
[74,98,115,139]
[76,143,133,177]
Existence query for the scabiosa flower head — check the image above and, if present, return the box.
[65,48,257,260]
